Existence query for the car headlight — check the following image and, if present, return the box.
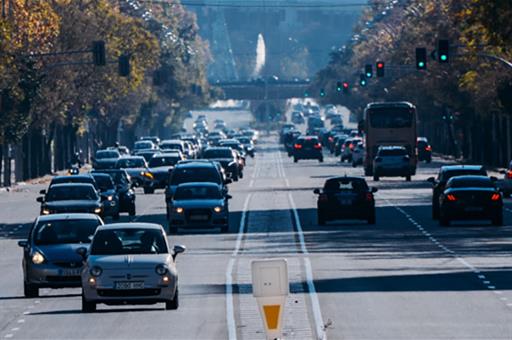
[155,264,168,275]
[94,207,102,214]
[42,208,50,215]
[175,207,184,214]
[90,266,103,277]
[107,195,113,201]
[213,206,223,213]
[31,251,45,264]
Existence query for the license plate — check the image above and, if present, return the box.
[60,269,81,276]
[465,207,484,212]
[190,214,208,221]
[114,281,144,290]
[339,200,352,205]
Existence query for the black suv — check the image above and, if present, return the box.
[292,136,323,163]
[427,165,487,219]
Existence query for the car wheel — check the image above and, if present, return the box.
[129,205,136,217]
[24,282,38,298]
[294,157,298,163]
[406,175,411,182]
[439,214,450,226]
[166,289,179,310]
[352,162,357,168]
[318,213,326,226]
[143,187,154,194]
[367,212,376,225]
[373,175,379,181]
[239,171,244,179]
[81,293,96,313]
[319,157,324,163]
[492,211,503,226]
[432,201,439,220]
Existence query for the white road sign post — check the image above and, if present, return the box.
[251,258,289,340]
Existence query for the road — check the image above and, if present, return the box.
[1,109,512,339]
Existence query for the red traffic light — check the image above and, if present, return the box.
[343,82,349,88]
[376,62,384,69]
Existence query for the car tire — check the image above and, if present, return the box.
[24,282,38,298]
[239,171,244,179]
[143,187,154,194]
[294,157,298,163]
[352,162,357,168]
[166,289,179,310]
[492,212,503,226]
[129,205,136,217]
[432,201,439,220]
[319,157,324,163]
[367,212,376,225]
[406,175,411,182]
[318,213,326,226]
[82,294,96,313]
[373,175,379,181]
[439,214,450,226]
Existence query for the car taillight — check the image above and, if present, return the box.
[328,137,334,142]
[319,194,328,202]
[507,170,512,179]
[349,144,354,150]
[314,143,322,149]
[446,194,457,201]
[294,144,302,149]
[425,146,432,151]
[491,193,501,201]
[366,193,373,201]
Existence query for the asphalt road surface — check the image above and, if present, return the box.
[1,109,512,339]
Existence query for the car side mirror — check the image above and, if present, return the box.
[76,247,88,260]
[36,197,44,203]
[39,189,46,195]
[427,177,435,184]
[172,244,186,260]
[371,187,378,193]
[490,176,498,182]
[18,240,28,248]
[313,188,320,194]
[226,194,233,200]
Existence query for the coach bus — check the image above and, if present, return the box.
[363,101,418,176]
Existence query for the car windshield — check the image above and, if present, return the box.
[324,179,368,192]
[96,151,119,159]
[149,156,180,167]
[441,169,487,182]
[170,168,220,185]
[174,185,222,200]
[90,228,168,255]
[92,175,114,190]
[448,178,494,188]
[33,219,102,245]
[51,177,95,186]
[116,158,146,168]
[203,149,232,158]
[134,141,153,150]
[378,148,407,156]
[46,186,98,201]
[368,107,413,128]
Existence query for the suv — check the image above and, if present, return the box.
[373,146,412,181]
[165,161,230,221]
[417,137,432,162]
[427,165,487,219]
[292,136,323,163]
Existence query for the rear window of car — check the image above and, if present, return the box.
[203,149,233,158]
[91,228,168,255]
[378,148,407,156]
[170,167,221,185]
[116,158,146,168]
[96,150,120,159]
[149,156,180,167]
[134,141,153,149]
[33,219,102,245]
[324,179,368,192]
[447,177,494,188]
[299,138,319,146]
[417,141,429,148]
[441,169,487,182]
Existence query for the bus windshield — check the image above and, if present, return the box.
[368,108,413,128]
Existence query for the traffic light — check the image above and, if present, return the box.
[376,61,385,77]
[365,64,373,78]
[304,90,309,97]
[342,81,349,93]
[320,88,326,97]
[359,74,367,87]
[437,39,449,63]
[336,81,342,92]
[415,47,427,70]
[92,40,106,66]
[118,55,130,77]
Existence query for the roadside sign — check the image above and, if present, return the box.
[251,258,289,340]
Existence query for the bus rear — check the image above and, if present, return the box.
[363,102,417,176]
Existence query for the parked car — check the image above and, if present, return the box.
[373,146,413,181]
[314,176,377,225]
[18,213,104,297]
[168,182,232,234]
[417,137,432,162]
[439,176,503,226]
[292,136,323,163]
[427,165,488,219]
[78,223,185,312]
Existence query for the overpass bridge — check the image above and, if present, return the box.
[214,79,311,100]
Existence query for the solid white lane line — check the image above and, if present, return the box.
[226,193,252,340]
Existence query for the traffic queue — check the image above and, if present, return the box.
[18,115,258,312]
[282,101,504,228]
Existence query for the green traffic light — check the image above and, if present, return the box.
[304,91,309,97]
[360,80,366,86]
[440,55,447,61]
[366,73,372,78]
[418,61,425,68]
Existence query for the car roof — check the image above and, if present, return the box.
[366,101,415,109]
[36,213,101,223]
[52,174,93,181]
[378,145,406,150]
[161,139,183,144]
[326,176,366,182]
[176,161,216,168]
[441,165,484,171]
[91,169,127,174]
[152,152,180,157]
[118,156,145,160]
[49,183,96,189]
[97,223,163,231]
[176,182,220,188]
[90,173,111,178]
[205,147,232,151]
[448,175,491,181]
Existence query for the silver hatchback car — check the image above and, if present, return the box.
[78,223,185,312]
[18,213,104,297]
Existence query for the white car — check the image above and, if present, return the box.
[78,223,185,312]
[351,143,365,167]
[373,146,412,181]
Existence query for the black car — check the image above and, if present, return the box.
[439,176,503,226]
[47,174,98,191]
[92,149,120,170]
[92,169,136,216]
[91,173,120,220]
[417,137,432,162]
[314,176,377,225]
[283,130,301,157]
[115,156,151,188]
[38,183,103,216]
[427,165,487,219]
[293,136,323,163]
[144,152,184,193]
[202,147,242,181]
[165,161,230,220]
